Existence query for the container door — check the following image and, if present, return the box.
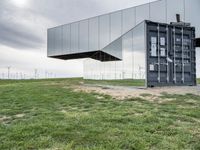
[171,27,196,85]
[147,21,196,87]
[147,23,170,86]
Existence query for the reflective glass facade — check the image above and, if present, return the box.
[47,0,200,80]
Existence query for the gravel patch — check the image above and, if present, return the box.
[72,84,200,100]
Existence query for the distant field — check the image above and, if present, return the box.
[0,78,200,149]
[84,79,145,87]
[84,78,200,86]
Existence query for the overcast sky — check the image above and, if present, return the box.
[0,0,199,79]
[0,0,157,79]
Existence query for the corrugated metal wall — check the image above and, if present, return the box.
[146,21,196,87]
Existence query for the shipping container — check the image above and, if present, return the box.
[145,21,196,87]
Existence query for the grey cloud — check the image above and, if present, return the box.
[0,0,152,50]
[0,0,48,50]
[0,22,44,49]
[29,0,154,25]
[28,0,105,25]
[0,0,104,50]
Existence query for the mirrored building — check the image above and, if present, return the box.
[47,0,200,87]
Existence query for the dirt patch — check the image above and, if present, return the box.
[0,116,12,123]
[60,109,89,118]
[0,114,25,124]
[72,84,200,100]
[134,112,144,116]
[95,95,105,100]
[15,114,25,118]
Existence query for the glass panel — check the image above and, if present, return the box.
[83,23,147,80]
[47,30,50,56]
[79,19,89,52]
[185,0,200,37]
[91,53,102,80]
[196,49,200,78]
[122,7,136,34]
[99,59,104,80]
[83,59,88,79]
[185,0,200,77]
[51,27,56,56]
[132,22,146,79]
[83,58,91,79]
[51,29,55,55]
[84,58,93,79]
[110,11,122,42]
[62,24,71,55]
[104,61,110,79]
[122,30,133,79]
[102,37,122,60]
[109,61,116,79]
[99,14,110,49]
[166,0,184,23]
[89,17,99,51]
[150,0,166,23]
[115,61,123,79]
[84,58,103,80]
[47,28,54,56]
[70,22,79,53]
[54,26,62,55]
[136,3,150,25]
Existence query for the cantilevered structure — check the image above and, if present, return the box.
[47,0,200,87]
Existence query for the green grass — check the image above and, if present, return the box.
[0,78,200,149]
[197,78,200,84]
[84,79,145,87]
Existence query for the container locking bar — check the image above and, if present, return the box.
[173,27,177,83]
[166,26,169,83]
[195,38,200,47]
[157,25,161,83]
[181,28,185,83]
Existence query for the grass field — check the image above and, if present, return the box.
[84,79,145,87]
[198,78,200,84]
[0,78,200,149]
[85,78,200,86]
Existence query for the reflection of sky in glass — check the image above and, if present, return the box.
[79,20,89,52]
[110,11,122,41]
[136,3,150,24]
[53,0,200,80]
[70,22,79,52]
[99,14,110,49]
[89,17,99,51]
